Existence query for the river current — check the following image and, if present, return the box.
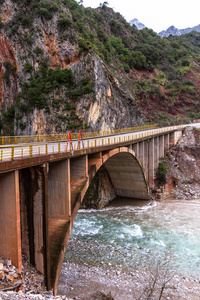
[58,198,200,298]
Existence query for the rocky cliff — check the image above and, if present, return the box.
[0,0,142,135]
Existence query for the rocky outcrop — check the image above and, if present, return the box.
[82,165,115,209]
[164,127,200,199]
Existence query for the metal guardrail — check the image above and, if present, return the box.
[0,125,158,146]
[0,125,184,163]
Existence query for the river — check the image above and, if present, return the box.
[58,198,200,299]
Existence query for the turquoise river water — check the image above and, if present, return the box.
[58,198,200,298]
[64,198,200,277]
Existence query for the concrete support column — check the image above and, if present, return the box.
[0,171,22,271]
[164,134,170,152]
[154,136,159,170]
[132,142,139,157]
[71,155,88,179]
[139,141,145,166]
[48,159,71,218]
[71,155,88,206]
[19,166,48,276]
[148,138,155,187]
[144,140,149,181]
[159,135,164,158]
[169,132,175,147]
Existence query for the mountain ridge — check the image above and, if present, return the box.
[159,24,200,37]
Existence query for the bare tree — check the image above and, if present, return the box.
[132,250,176,300]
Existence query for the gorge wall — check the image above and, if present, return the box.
[0,0,142,136]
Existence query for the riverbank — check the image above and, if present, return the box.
[0,255,72,300]
[58,261,200,300]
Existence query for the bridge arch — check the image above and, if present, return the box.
[101,147,149,200]
[51,147,149,293]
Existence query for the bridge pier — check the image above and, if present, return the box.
[159,135,164,158]
[139,141,145,165]
[0,171,22,271]
[132,142,139,156]
[164,134,169,152]
[154,136,159,170]
[48,159,71,218]
[148,138,155,187]
[19,166,48,277]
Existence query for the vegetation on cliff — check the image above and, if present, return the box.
[0,0,200,135]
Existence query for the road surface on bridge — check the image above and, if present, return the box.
[0,123,198,162]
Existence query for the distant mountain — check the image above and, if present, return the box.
[129,18,146,30]
[159,24,200,37]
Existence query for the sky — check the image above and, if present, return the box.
[79,0,200,33]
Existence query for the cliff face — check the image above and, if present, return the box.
[0,0,142,135]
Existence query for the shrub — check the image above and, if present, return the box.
[157,162,170,185]
[58,14,72,29]
[33,46,44,55]
[1,61,16,85]
[24,61,33,73]
[181,58,190,66]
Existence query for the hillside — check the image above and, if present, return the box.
[0,0,200,135]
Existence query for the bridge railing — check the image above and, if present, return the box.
[0,124,157,146]
[0,125,184,162]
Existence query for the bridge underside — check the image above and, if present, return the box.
[104,152,149,200]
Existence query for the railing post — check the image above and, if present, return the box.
[21,149,23,158]
[1,150,2,161]
[30,145,33,157]
[46,144,48,155]
[58,143,60,153]
[11,147,14,160]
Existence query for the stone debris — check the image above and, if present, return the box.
[0,257,22,292]
[0,256,73,300]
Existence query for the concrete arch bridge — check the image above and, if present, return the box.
[0,125,183,293]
